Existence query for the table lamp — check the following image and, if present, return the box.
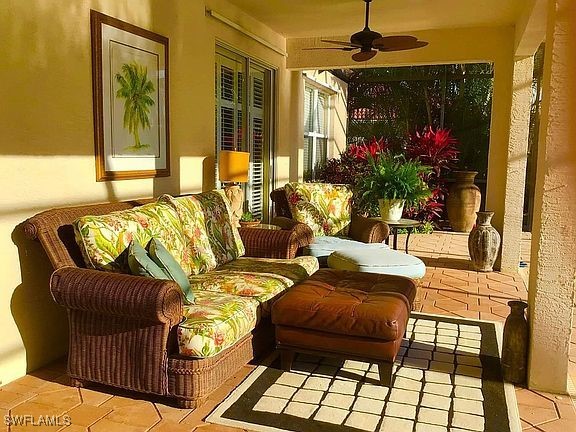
[218,150,250,226]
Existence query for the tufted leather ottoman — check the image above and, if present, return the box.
[272,269,416,386]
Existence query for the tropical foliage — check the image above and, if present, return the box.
[403,126,460,223]
[356,153,431,210]
[342,63,493,180]
[115,62,155,150]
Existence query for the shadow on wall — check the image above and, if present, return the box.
[11,223,68,373]
[203,155,216,191]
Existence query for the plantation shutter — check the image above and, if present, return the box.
[247,66,267,220]
[216,53,244,184]
[215,47,273,221]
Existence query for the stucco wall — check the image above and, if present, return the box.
[0,0,289,385]
[527,0,576,393]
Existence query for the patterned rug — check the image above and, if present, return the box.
[207,313,521,432]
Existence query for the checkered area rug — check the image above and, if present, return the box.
[207,313,521,432]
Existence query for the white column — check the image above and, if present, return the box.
[499,56,534,272]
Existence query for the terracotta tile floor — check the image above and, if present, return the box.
[1,232,575,431]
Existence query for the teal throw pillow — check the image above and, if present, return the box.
[128,241,169,280]
[147,238,194,304]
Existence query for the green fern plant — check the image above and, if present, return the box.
[357,152,432,208]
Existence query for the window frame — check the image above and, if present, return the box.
[303,82,331,181]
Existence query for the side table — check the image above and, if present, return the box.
[372,218,422,253]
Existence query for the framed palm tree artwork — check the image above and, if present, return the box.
[91,10,170,181]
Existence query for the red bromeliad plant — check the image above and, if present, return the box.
[318,137,388,186]
[405,126,459,179]
[403,127,460,224]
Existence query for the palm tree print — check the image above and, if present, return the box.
[115,62,155,150]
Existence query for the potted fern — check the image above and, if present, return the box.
[239,211,261,227]
[357,153,432,222]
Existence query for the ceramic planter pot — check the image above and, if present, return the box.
[468,211,501,272]
[378,198,405,222]
[502,300,529,384]
[446,171,481,232]
[239,220,261,228]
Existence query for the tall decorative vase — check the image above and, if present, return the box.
[378,198,405,222]
[468,211,501,272]
[446,171,481,232]
[501,300,529,384]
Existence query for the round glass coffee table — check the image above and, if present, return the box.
[373,218,422,253]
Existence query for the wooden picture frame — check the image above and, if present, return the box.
[91,10,170,181]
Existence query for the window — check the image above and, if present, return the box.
[304,85,329,181]
[215,47,274,221]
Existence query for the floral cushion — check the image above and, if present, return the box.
[284,182,353,237]
[194,190,245,266]
[177,291,259,358]
[188,271,291,304]
[159,195,218,274]
[217,256,319,284]
[73,201,190,274]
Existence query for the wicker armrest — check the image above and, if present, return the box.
[50,267,183,325]
[239,222,314,259]
[348,215,390,243]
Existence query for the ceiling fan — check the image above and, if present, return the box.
[304,0,428,62]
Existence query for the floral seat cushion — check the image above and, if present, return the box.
[177,291,259,358]
[217,256,319,283]
[284,182,353,237]
[73,201,190,274]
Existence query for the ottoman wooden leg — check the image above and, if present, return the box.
[378,362,393,387]
[280,349,295,371]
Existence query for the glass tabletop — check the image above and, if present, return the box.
[371,217,422,228]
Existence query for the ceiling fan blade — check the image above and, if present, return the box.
[303,47,356,51]
[321,39,362,48]
[376,40,429,52]
[372,35,418,48]
[352,49,377,62]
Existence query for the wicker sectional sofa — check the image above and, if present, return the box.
[24,191,317,408]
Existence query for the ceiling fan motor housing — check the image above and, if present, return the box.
[350,29,382,47]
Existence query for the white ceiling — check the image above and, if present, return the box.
[225,0,528,38]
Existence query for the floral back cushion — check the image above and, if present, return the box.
[74,201,190,274]
[194,190,245,266]
[158,195,218,274]
[284,182,352,237]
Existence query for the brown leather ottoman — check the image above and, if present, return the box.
[271,269,416,386]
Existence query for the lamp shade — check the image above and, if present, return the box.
[218,150,250,183]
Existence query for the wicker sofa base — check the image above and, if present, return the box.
[167,321,275,408]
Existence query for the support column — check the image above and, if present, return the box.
[289,71,304,182]
[527,0,576,393]
[499,57,534,272]
[485,52,514,248]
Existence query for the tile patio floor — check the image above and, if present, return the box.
[1,232,575,431]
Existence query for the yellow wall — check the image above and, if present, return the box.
[0,0,289,385]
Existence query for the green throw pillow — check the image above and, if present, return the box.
[147,238,194,304]
[128,241,169,280]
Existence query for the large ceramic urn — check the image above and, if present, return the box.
[468,211,501,272]
[446,171,481,232]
